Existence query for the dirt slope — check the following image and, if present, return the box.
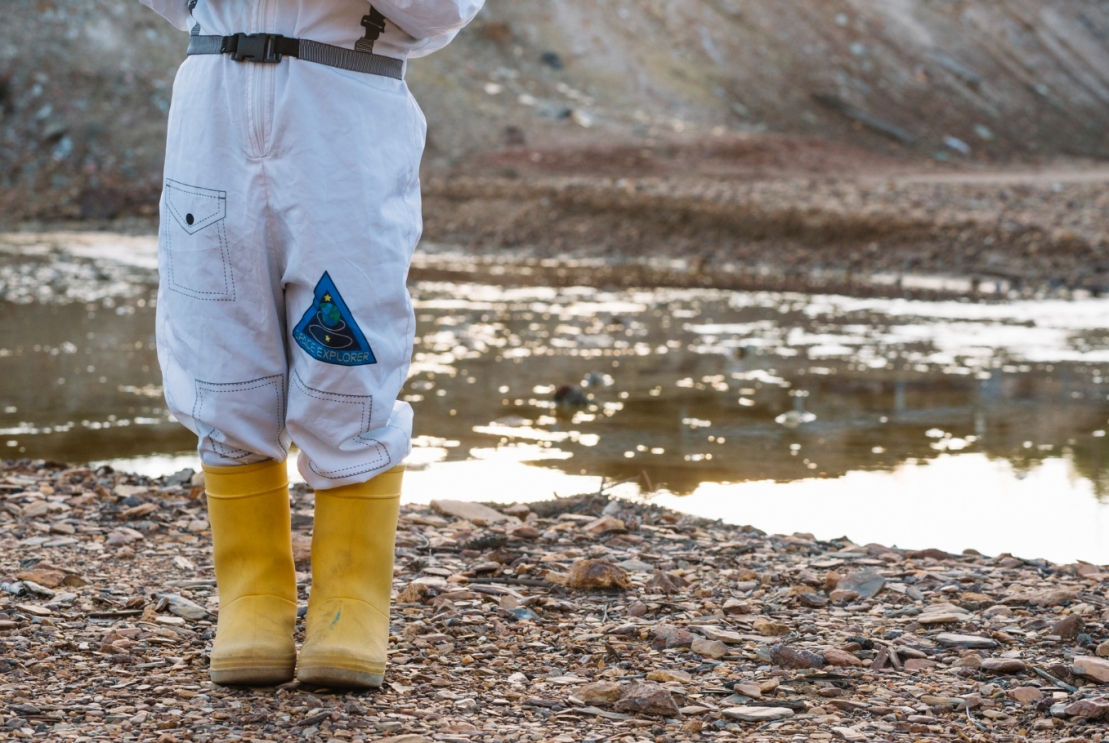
[3,0,1109,221]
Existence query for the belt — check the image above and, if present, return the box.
[187,32,405,80]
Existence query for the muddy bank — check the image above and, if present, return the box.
[2,460,1109,741]
[421,166,1109,297]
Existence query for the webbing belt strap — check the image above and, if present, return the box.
[186,32,405,80]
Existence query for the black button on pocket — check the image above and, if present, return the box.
[186,213,195,226]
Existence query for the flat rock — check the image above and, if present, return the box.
[613,681,681,718]
[159,593,208,620]
[691,638,728,659]
[1073,656,1109,683]
[647,669,691,684]
[904,658,937,672]
[836,569,886,599]
[771,644,824,669]
[980,658,1028,674]
[1053,614,1084,640]
[918,612,966,625]
[753,618,790,636]
[567,560,630,591]
[582,515,626,534]
[1064,698,1109,720]
[429,500,520,526]
[936,633,998,649]
[651,625,693,650]
[822,648,864,667]
[723,706,795,722]
[1009,687,1043,705]
[577,681,623,704]
[701,626,744,644]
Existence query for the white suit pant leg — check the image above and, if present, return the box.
[273,63,424,490]
[156,57,291,467]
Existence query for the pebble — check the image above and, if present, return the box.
[612,681,680,718]
[691,637,728,659]
[1072,656,1109,683]
[723,706,795,722]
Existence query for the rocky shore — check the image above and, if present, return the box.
[2,459,1109,742]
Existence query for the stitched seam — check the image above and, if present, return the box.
[292,370,373,432]
[166,179,226,230]
[194,375,287,460]
[308,446,390,479]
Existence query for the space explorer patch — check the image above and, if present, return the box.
[293,272,377,367]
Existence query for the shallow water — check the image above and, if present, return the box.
[3,232,1109,562]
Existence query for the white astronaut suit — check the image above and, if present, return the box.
[140,0,483,490]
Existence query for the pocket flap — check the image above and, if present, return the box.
[165,179,226,234]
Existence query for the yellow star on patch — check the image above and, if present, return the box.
[325,335,331,342]
[323,294,332,302]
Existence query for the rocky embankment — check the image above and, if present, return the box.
[2,460,1109,741]
[421,166,1109,296]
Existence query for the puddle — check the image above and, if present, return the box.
[4,232,1109,563]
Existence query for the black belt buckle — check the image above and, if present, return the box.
[230,33,283,63]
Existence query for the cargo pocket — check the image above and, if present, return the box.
[193,375,287,461]
[163,179,235,301]
[288,371,391,480]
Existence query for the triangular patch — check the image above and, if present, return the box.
[293,272,377,367]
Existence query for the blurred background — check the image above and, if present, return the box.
[2,0,1109,561]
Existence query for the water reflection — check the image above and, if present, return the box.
[4,233,1109,560]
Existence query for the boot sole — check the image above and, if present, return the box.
[296,665,384,689]
[210,665,295,686]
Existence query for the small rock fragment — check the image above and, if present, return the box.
[753,618,790,636]
[1064,697,1109,720]
[1073,656,1109,683]
[613,681,681,718]
[936,633,998,649]
[568,560,631,591]
[647,669,692,684]
[651,625,693,650]
[1009,687,1043,705]
[723,707,795,722]
[1053,614,1084,640]
[578,681,623,704]
[691,638,728,659]
[430,499,520,525]
[771,644,824,669]
[980,658,1028,674]
[836,569,885,599]
[822,648,864,667]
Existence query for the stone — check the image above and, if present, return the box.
[1009,687,1043,705]
[723,598,750,614]
[691,638,728,659]
[904,658,937,672]
[15,604,52,616]
[613,681,681,718]
[651,625,693,650]
[397,582,434,604]
[771,644,824,669]
[936,633,998,649]
[832,727,868,742]
[1097,640,1109,658]
[918,612,966,625]
[14,572,65,589]
[577,682,623,704]
[732,682,762,699]
[644,571,687,594]
[120,502,158,520]
[829,589,859,603]
[615,559,654,573]
[701,626,744,644]
[1064,698,1109,720]
[647,669,692,684]
[953,654,982,670]
[627,601,648,617]
[836,569,885,599]
[1012,589,1079,607]
[822,648,863,667]
[20,501,50,518]
[1053,614,1084,640]
[723,707,795,722]
[371,737,431,743]
[799,592,829,608]
[1072,656,1109,683]
[567,560,631,591]
[158,593,208,620]
[430,500,520,525]
[980,658,1028,674]
[582,515,626,534]
[753,618,790,636]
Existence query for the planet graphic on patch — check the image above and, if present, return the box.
[320,302,342,328]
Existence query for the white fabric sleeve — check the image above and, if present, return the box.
[138,0,192,31]
[371,0,485,41]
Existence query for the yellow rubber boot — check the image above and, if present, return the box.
[297,466,404,688]
[204,460,298,685]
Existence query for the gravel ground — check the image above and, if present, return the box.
[2,459,1109,742]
